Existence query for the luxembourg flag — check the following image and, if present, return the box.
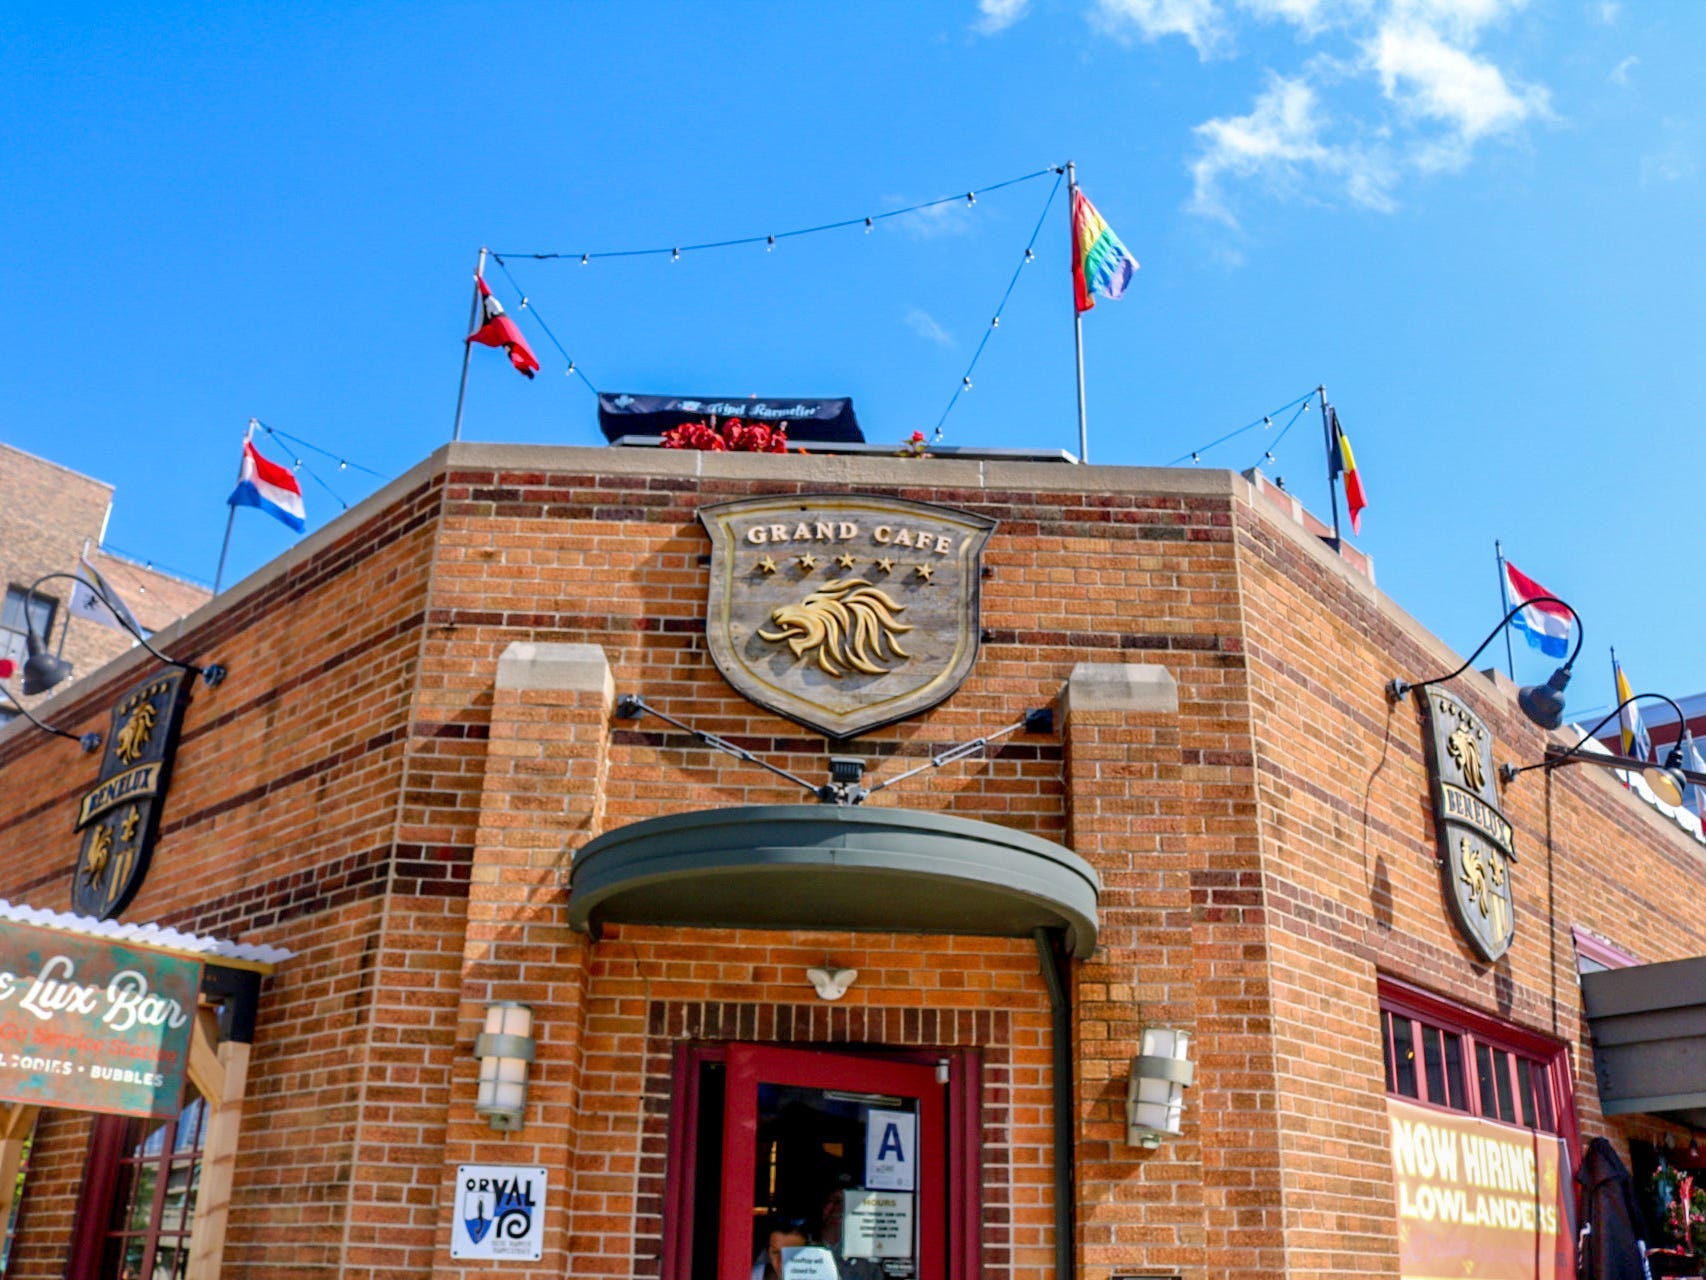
[1503,560,1570,659]
[228,440,307,533]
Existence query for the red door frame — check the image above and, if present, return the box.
[664,1042,979,1280]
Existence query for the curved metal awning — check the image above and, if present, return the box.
[566,805,1100,957]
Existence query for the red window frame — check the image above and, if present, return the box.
[663,1043,983,1280]
[1380,977,1579,1154]
[67,1093,208,1280]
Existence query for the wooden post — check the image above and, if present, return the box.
[0,1103,38,1233]
[184,1012,251,1280]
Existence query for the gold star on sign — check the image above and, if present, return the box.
[796,553,819,572]
[914,563,934,581]
[836,551,857,570]
[756,555,778,574]
[875,556,895,573]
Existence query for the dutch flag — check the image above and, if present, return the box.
[228,440,307,533]
[1504,560,1571,659]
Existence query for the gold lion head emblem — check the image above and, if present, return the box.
[757,578,913,677]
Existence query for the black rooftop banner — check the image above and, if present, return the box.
[597,394,864,444]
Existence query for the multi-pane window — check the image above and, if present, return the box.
[1380,984,1567,1135]
[0,586,54,669]
[98,1093,208,1280]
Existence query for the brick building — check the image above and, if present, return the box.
[0,443,211,716]
[0,441,1702,1280]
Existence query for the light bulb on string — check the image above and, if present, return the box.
[671,248,680,263]
[962,376,972,390]
[580,254,589,266]
[1024,249,1035,263]
[991,317,999,328]
[1264,452,1274,464]
[339,460,347,470]
[864,217,872,233]
[519,296,528,309]
[766,236,775,252]
[1263,416,1272,428]
[566,361,575,376]
[966,192,976,206]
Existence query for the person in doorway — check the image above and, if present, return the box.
[753,1215,810,1280]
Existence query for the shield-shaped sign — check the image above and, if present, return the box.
[72,668,195,920]
[1422,689,1518,962]
[699,494,996,739]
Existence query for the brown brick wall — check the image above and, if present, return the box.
[0,444,1701,1280]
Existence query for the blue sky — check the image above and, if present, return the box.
[3,1,1700,714]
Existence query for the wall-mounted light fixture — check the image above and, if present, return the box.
[1500,692,1692,807]
[0,675,101,752]
[473,1002,535,1132]
[18,572,226,696]
[1387,598,1582,730]
[1126,1026,1194,1148]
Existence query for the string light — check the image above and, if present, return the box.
[1163,389,1316,468]
[931,169,1064,442]
[492,164,1059,262]
[766,235,775,252]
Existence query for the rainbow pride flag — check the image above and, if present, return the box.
[1071,188,1139,313]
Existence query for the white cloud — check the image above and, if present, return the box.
[1191,75,1397,223]
[891,200,977,239]
[975,0,1030,33]
[1369,20,1547,148]
[1609,55,1637,85]
[903,308,956,347]
[1237,0,1371,36]
[1595,1,1620,23]
[1641,122,1697,186]
[1092,0,1225,55]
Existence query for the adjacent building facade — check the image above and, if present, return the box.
[0,441,1702,1280]
[0,443,211,715]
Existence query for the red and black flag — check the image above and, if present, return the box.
[466,274,540,379]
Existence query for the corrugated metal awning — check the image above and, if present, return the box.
[0,899,290,971]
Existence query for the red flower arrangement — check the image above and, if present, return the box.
[660,416,789,453]
[898,430,930,458]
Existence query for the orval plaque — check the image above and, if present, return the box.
[699,494,996,739]
[1422,688,1518,962]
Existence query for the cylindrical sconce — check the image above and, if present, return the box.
[1127,1026,1195,1148]
[473,1002,536,1132]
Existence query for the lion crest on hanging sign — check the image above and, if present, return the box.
[1421,688,1518,963]
[72,668,195,921]
[699,494,996,739]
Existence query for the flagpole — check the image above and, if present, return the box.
[1494,540,1516,679]
[452,246,488,444]
[1065,162,1089,464]
[1318,384,1341,549]
[213,420,254,596]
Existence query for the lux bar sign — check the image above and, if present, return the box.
[0,920,199,1118]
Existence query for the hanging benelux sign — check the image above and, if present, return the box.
[1422,689,1518,962]
[699,494,996,739]
[72,668,195,920]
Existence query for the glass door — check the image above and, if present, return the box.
[720,1045,945,1280]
